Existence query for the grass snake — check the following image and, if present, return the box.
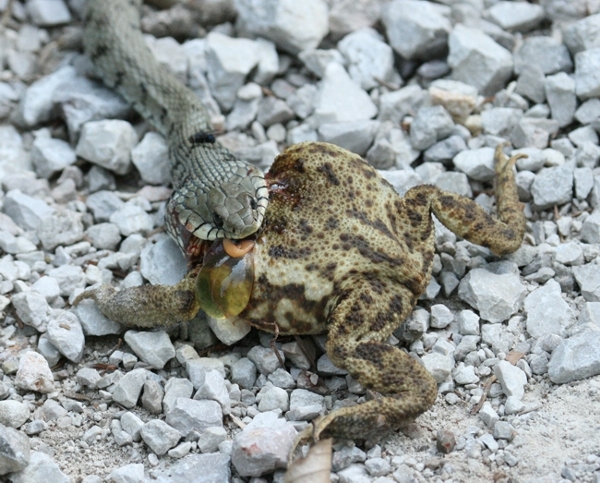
[84,0,269,248]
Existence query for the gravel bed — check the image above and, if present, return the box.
[1,0,600,482]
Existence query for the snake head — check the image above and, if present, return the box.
[208,180,268,240]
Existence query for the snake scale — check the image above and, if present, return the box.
[83,0,269,248]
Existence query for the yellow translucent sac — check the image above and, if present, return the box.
[196,242,254,319]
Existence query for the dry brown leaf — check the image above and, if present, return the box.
[284,438,332,483]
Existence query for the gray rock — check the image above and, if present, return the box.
[48,265,86,297]
[192,367,231,414]
[205,32,259,110]
[514,36,573,76]
[313,63,377,124]
[515,66,546,104]
[86,190,125,222]
[46,311,85,362]
[111,419,133,447]
[410,106,454,151]
[514,147,544,172]
[84,223,121,251]
[423,135,467,164]
[76,120,137,175]
[26,0,71,26]
[481,108,523,138]
[575,48,600,99]
[256,96,294,127]
[0,423,30,475]
[38,399,68,421]
[453,363,479,385]
[152,453,231,483]
[286,84,317,119]
[328,0,382,38]
[7,451,68,483]
[485,1,545,32]
[458,262,526,323]
[554,241,584,266]
[298,49,344,78]
[421,352,454,383]
[165,398,223,437]
[570,127,599,148]
[453,147,496,182]
[36,336,61,367]
[382,0,451,61]
[120,412,144,442]
[257,385,289,412]
[72,299,123,336]
[37,209,84,251]
[230,357,258,389]
[573,264,600,301]
[207,315,252,346]
[0,400,30,428]
[524,279,574,339]
[247,345,285,375]
[338,28,395,90]
[573,165,595,199]
[4,189,54,231]
[163,378,193,414]
[332,445,367,472]
[234,0,328,54]
[140,235,187,285]
[531,163,574,210]
[108,463,143,483]
[494,360,527,399]
[197,427,227,453]
[11,290,50,330]
[549,325,600,384]
[76,367,102,389]
[227,97,260,131]
[112,368,150,409]
[0,231,36,255]
[575,98,600,124]
[53,76,131,139]
[15,351,54,394]
[109,202,154,237]
[318,120,378,156]
[124,330,175,370]
[581,211,600,244]
[458,310,480,335]
[378,85,426,125]
[131,132,170,185]
[563,13,600,55]
[18,65,76,126]
[141,379,164,415]
[434,171,472,197]
[544,73,576,127]
[479,401,499,428]
[448,25,513,97]
[231,415,297,477]
[430,304,454,329]
[580,302,600,327]
[31,277,60,303]
[31,135,76,179]
[140,419,181,456]
[367,124,419,169]
[510,117,560,149]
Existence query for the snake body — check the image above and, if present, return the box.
[84,0,268,248]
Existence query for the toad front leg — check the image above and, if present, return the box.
[73,271,200,327]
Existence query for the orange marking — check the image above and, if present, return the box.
[223,238,255,258]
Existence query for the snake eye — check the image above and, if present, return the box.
[213,214,224,229]
[249,198,257,210]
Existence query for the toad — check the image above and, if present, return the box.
[75,142,525,442]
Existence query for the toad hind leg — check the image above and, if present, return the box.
[72,272,200,328]
[315,281,437,441]
[402,145,526,256]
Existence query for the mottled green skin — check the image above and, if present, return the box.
[75,142,525,441]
